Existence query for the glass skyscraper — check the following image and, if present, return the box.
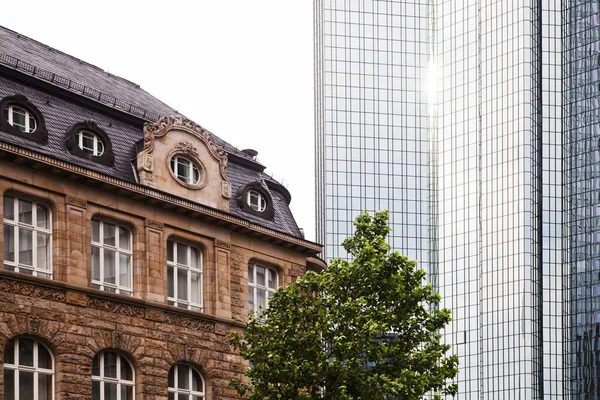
[315,0,600,398]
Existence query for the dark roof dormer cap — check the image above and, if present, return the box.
[65,119,115,165]
[241,149,258,158]
[0,94,48,143]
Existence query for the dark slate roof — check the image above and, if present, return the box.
[0,25,303,239]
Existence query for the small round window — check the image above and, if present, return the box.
[170,155,201,185]
[3,105,36,133]
[247,190,267,212]
[76,130,104,156]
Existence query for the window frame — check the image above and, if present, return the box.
[0,95,48,142]
[168,363,206,400]
[3,336,55,400]
[247,190,267,212]
[3,104,37,133]
[92,350,135,400]
[3,195,53,278]
[91,218,134,296]
[76,129,105,156]
[167,239,203,311]
[248,262,278,315]
[170,155,201,186]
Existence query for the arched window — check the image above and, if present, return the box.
[167,240,202,311]
[247,190,267,212]
[4,337,54,400]
[76,130,104,156]
[3,104,37,133]
[168,363,205,400]
[3,195,52,278]
[92,350,135,400]
[248,262,278,315]
[170,155,200,186]
[91,219,133,296]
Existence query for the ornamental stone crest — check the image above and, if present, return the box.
[136,115,232,210]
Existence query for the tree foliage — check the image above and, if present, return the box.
[230,211,458,399]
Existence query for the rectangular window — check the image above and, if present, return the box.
[91,219,133,296]
[167,240,203,311]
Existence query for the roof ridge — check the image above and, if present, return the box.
[0,51,161,121]
[0,25,144,89]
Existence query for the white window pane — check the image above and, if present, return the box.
[168,266,174,298]
[18,229,33,266]
[92,381,100,400]
[38,373,51,400]
[38,344,52,369]
[5,339,14,364]
[248,289,254,311]
[103,223,116,246]
[167,240,174,261]
[191,271,201,305]
[119,254,131,288]
[104,250,116,284]
[121,385,133,400]
[191,247,200,269]
[91,247,100,281]
[92,220,100,242]
[4,369,14,400]
[177,269,188,301]
[4,224,14,262]
[19,371,34,399]
[121,358,133,381]
[192,369,203,391]
[37,232,49,270]
[119,227,131,250]
[178,364,189,389]
[268,269,277,289]
[248,264,254,283]
[19,338,34,366]
[256,266,265,286]
[105,382,118,400]
[3,196,14,220]
[104,351,117,378]
[177,243,187,265]
[92,354,100,376]
[36,204,49,229]
[18,199,32,225]
[257,289,266,310]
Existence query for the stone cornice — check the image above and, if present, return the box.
[0,270,246,329]
[0,140,322,254]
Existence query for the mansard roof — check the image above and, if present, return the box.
[0,25,306,241]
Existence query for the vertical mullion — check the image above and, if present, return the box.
[14,224,20,271]
[116,354,121,400]
[100,223,104,288]
[188,246,192,308]
[33,341,38,400]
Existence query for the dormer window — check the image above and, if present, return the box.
[0,95,48,142]
[3,105,37,133]
[76,130,104,156]
[247,190,267,212]
[170,155,201,185]
[65,120,114,165]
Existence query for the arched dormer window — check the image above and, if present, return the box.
[236,182,274,219]
[0,95,48,142]
[65,120,114,165]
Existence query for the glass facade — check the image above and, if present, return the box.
[314,0,597,398]
[567,0,600,398]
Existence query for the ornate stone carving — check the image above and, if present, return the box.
[215,239,231,250]
[164,313,215,333]
[87,297,145,318]
[186,346,194,361]
[112,330,123,348]
[138,115,231,198]
[66,195,87,208]
[175,141,198,157]
[0,279,66,302]
[28,316,41,334]
[145,219,164,230]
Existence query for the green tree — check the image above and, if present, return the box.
[230,211,458,399]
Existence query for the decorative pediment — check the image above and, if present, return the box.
[136,115,232,211]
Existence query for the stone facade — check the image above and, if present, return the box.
[0,157,323,399]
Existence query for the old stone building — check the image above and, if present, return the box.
[0,26,324,400]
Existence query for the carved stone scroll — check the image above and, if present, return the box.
[87,297,145,318]
[66,195,87,208]
[164,312,215,332]
[0,278,66,302]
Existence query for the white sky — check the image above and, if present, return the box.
[0,0,316,241]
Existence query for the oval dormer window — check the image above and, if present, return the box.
[247,190,267,212]
[76,130,105,156]
[170,155,200,186]
[3,104,37,133]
